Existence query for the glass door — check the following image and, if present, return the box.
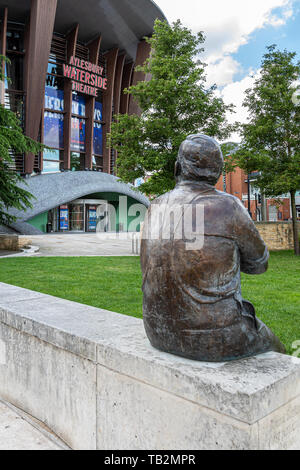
[69,204,85,232]
[86,205,97,232]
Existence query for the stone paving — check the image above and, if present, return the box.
[0,401,67,450]
[0,251,17,257]
[2,233,140,257]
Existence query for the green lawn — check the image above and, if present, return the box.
[0,251,299,355]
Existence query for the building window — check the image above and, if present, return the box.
[6,27,24,52]
[5,53,24,91]
[4,90,24,122]
[92,156,103,171]
[71,151,85,171]
[43,149,63,173]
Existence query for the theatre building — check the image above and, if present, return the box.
[0,0,165,234]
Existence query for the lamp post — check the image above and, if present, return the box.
[247,174,252,219]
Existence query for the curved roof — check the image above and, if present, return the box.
[8,171,150,235]
[1,0,167,60]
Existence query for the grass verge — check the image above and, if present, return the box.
[0,251,299,355]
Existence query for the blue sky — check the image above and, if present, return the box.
[232,4,300,81]
[155,0,300,138]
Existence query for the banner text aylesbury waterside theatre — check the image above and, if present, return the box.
[63,56,108,97]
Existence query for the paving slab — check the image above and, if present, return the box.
[0,251,19,257]
[19,233,139,257]
[0,400,67,450]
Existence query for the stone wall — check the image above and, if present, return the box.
[1,283,300,450]
[0,235,32,252]
[255,222,300,251]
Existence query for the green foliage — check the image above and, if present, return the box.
[235,45,300,197]
[0,55,43,226]
[109,20,235,196]
[233,45,300,254]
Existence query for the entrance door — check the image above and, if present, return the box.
[95,201,116,232]
[86,205,97,232]
[69,204,85,232]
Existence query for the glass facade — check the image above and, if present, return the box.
[42,36,104,173]
[43,38,65,173]
[4,25,106,174]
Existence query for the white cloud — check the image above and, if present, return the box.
[215,70,261,141]
[155,0,295,84]
[205,56,242,87]
[155,0,294,61]
[154,0,296,140]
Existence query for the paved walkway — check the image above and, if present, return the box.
[3,233,140,257]
[0,250,19,257]
[0,400,68,450]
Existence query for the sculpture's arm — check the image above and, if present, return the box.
[234,199,269,275]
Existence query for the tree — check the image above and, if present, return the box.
[0,55,43,227]
[109,20,235,196]
[234,45,300,255]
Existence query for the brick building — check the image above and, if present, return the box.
[215,168,299,222]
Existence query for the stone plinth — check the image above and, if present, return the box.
[0,235,32,252]
[0,282,299,450]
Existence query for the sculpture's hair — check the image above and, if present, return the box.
[176,134,224,185]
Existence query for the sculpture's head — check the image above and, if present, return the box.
[175,134,224,185]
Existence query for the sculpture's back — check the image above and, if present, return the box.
[141,135,285,362]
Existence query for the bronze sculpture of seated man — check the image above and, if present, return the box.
[141,134,285,362]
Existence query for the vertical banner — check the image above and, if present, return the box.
[44,87,64,148]
[88,206,97,232]
[71,117,86,152]
[60,205,69,231]
[71,94,86,152]
[93,101,103,155]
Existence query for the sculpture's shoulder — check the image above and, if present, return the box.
[149,191,173,206]
[211,189,241,204]
[148,188,246,216]
[208,189,247,213]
